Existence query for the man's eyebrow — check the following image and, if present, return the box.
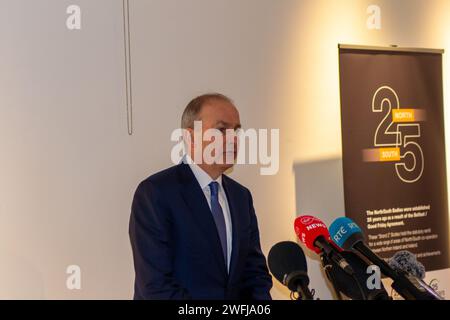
[216,121,242,129]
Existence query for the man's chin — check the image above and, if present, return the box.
[218,161,234,168]
[214,161,234,173]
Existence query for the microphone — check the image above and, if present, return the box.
[294,215,354,275]
[388,251,443,300]
[389,250,426,280]
[329,217,443,300]
[268,241,314,300]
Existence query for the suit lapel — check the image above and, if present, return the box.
[222,175,241,283]
[177,164,227,277]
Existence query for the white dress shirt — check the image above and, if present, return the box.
[183,156,233,272]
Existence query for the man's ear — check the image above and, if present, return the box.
[186,128,194,147]
[181,128,194,154]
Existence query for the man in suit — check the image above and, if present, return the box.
[129,93,272,300]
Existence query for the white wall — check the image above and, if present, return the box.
[0,0,449,299]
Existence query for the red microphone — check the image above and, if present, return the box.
[294,215,354,275]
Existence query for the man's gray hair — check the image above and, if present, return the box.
[181,93,234,129]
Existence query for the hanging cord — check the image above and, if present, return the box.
[323,263,343,300]
[350,273,368,300]
[123,0,133,135]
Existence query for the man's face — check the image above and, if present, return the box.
[189,99,241,172]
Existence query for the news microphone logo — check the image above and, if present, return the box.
[298,216,314,225]
[294,215,331,254]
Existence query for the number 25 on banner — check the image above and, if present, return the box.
[362,86,426,183]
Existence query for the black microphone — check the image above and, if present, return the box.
[329,217,442,300]
[268,241,314,300]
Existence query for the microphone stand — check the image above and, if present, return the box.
[320,254,343,300]
[295,284,314,300]
[286,271,315,300]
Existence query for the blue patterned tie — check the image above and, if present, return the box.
[209,181,227,268]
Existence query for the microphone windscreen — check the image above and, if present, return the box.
[294,215,331,254]
[268,241,307,285]
[388,250,426,280]
[329,217,364,250]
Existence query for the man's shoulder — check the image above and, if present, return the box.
[223,174,251,195]
[138,164,183,191]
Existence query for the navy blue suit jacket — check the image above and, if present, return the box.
[129,163,272,300]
